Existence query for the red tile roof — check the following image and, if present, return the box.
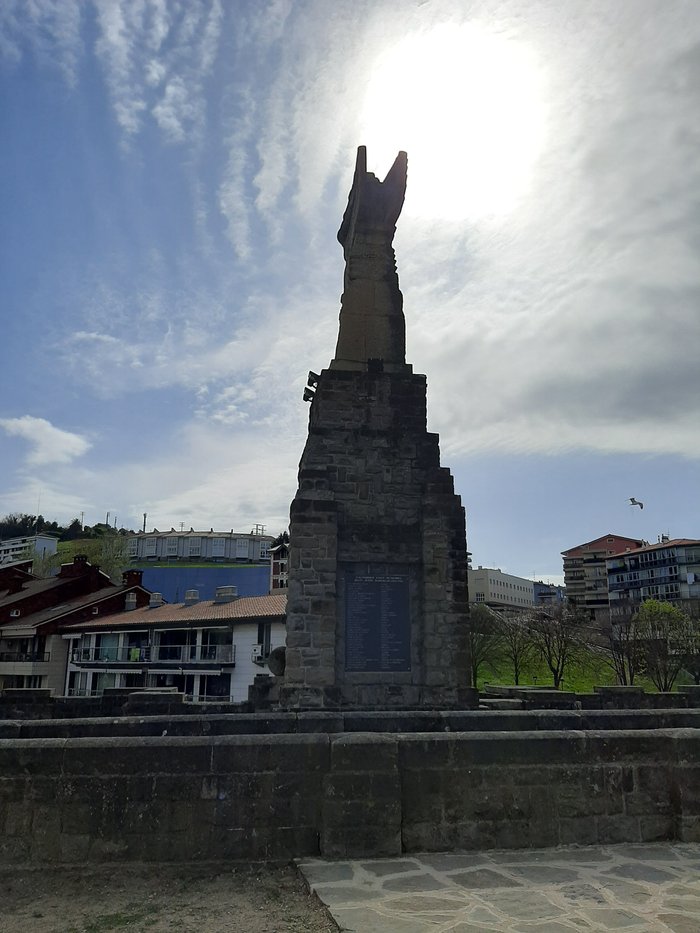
[562,534,645,557]
[62,592,287,631]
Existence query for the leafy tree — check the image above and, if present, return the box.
[466,603,502,689]
[59,536,130,584]
[61,518,84,541]
[682,608,700,685]
[635,599,694,692]
[0,512,39,538]
[528,605,585,689]
[31,549,62,579]
[271,531,290,547]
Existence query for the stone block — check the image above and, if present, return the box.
[62,738,211,776]
[639,815,675,841]
[4,800,32,835]
[597,815,641,844]
[679,816,700,842]
[625,765,673,816]
[0,836,31,863]
[330,734,398,771]
[559,816,600,846]
[59,832,91,862]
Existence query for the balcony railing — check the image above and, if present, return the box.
[71,645,236,665]
[0,652,50,663]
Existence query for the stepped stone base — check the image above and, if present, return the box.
[281,368,470,710]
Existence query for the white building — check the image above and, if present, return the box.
[128,529,274,564]
[468,566,535,610]
[0,533,58,566]
[62,588,286,704]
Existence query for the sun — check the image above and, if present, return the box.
[359,23,547,221]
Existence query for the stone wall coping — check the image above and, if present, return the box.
[2,726,700,751]
[4,706,700,739]
[0,732,330,751]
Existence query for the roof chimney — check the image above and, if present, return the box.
[122,569,143,587]
[214,585,238,604]
[184,589,200,606]
[149,592,164,608]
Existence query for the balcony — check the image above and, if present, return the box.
[71,645,236,666]
[0,652,51,663]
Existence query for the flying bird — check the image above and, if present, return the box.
[629,498,644,510]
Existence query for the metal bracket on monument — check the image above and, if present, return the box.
[303,370,320,403]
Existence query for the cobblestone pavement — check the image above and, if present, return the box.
[299,843,700,932]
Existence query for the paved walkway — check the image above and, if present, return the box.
[299,843,700,932]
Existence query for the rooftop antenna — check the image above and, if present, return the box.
[143,512,147,533]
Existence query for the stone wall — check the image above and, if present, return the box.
[2,728,700,863]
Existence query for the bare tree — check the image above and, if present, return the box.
[600,613,644,685]
[497,611,535,685]
[528,605,585,690]
[466,604,502,689]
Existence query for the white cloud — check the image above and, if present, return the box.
[93,0,223,143]
[0,0,83,82]
[0,416,91,466]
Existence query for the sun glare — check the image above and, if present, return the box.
[359,24,547,220]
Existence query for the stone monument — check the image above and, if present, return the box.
[280,146,472,709]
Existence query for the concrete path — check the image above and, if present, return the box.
[299,843,700,932]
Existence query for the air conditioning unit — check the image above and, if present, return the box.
[251,644,265,664]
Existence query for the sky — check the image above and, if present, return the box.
[1,0,699,584]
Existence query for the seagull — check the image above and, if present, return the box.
[629,498,644,510]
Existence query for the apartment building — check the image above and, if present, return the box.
[468,567,535,610]
[533,581,566,606]
[62,589,287,703]
[607,537,700,619]
[0,556,151,693]
[562,534,645,625]
[128,529,274,563]
[0,533,58,566]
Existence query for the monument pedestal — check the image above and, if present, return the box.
[280,368,473,710]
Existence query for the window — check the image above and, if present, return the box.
[187,537,201,557]
[166,537,179,555]
[145,537,157,556]
[212,538,226,558]
[257,622,272,654]
[475,592,485,602]
[128,538,138,557]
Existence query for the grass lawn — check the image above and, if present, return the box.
[477,646,695,693]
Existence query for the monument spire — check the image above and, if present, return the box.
[280,144,472,711]
[331,146,409,373]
